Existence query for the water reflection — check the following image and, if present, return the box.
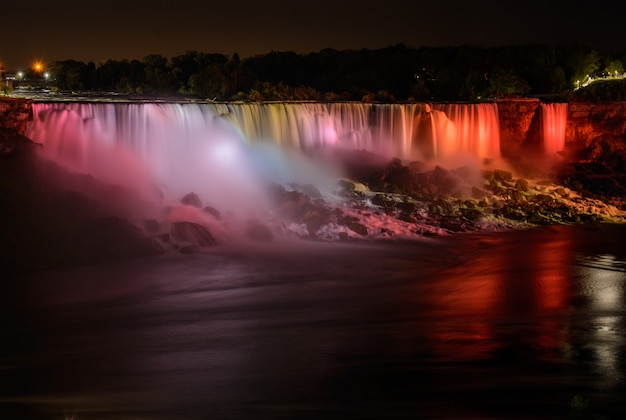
[3,225,626,419]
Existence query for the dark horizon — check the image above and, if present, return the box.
[1,0,624,71]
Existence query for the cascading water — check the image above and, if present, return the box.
[25,102,505,210]
[540,103,568,156]
[211,102,430,159]
[430,103,501,160]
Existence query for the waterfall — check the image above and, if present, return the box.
[25,101,507,210]
[541,103,568,156]
[430,103,501,160]
[26,102,264,209]
[210,102,430,159]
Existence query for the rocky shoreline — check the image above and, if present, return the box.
[254,148,626,242]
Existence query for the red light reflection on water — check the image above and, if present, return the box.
[419,230,572,363]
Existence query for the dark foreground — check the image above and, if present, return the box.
[2,224,626,419]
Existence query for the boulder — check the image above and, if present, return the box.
[181,192,202,208]
[347,222,368,236]
[170,221,217,247]
[245,218,274,242]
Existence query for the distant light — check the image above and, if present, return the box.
[33,61,43,72]
[17,71,23,79]
[44,72,50,80]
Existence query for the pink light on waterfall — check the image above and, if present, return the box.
[25,101,506,217]
[541,103,568,156]
[25,103,266,213]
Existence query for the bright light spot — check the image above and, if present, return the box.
[44,72,50,80]
[17,71,23,79]
[324,126,338,144]
[211,140,239,163]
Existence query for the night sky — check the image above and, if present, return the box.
[1,0,623,70]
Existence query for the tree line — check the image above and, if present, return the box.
[24,43,626,102]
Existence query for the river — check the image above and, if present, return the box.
[2,223,626,419]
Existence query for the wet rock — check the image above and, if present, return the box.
[440,218,466,232]
[371,193,395,209]
[303,208,332,236]
[396,200,417,213]
[337,179,356,196]
[384,159,414,193]
[533,194,555,205]
[460,207,484,221]
[170,221,217,247]
[245,218,274,242]
[514,178,530,192]
[181,192,202,208]
[430,166,457,195]
[494,169,513,183]
[143,218,160,233]
[365,171,385,191]
[300,183,322,199]
[398,213,418,223]
[179,245,199,254]
[471,186,489,199]
[203,206,221,220]
[528,211,549,225]
[347,222,368,236]
[497,205,527,221]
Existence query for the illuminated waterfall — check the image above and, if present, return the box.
[431,103,501,160]
[540,103,568,156]
[25,101,507,209]
[211,102,430,158]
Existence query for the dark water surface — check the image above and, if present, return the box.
[3,224,626,419]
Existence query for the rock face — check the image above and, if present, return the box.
[0,98,35,156]
[0,97,32,134]
[566,102,626,150]
[497,98,543,158]
[497,99,626,158]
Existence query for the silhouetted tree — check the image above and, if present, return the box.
[33,43,626,102]
[142,54,176,93]
[49,60,94,91]
[564,44,601,86]
[170,51,228,93]
[486,67,531,98]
